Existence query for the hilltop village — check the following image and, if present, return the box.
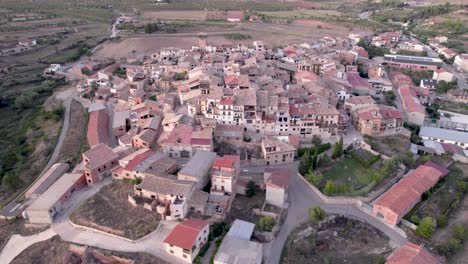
[2,29,468,264]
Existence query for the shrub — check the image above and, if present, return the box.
[410,215,420,225]
[324,180,337,195]
[453,225,467,241]
[297,143,331,157]
[436,214,448,228]
[258,216,275,232]
[131,176,142,185]
[416,217,435,239]
[211,222,228,238]
[246,180,256,197]
[2,174,24,191]
[306,170,323,187]
[309,206,326,223]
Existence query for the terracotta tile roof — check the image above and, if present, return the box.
[347,72,370,88]
[166,124,193,144]
[399,85,424,113]
[87,109,108,147]
[190,138,211,145]
[345,95,375,105]
[224,75,239,86]
[124,149,154,171]
[219,98,235,105]
[213,155,240,168]
[163,218,209,250]
[265,168,290,189]
[375,162,448,218]
[386,243,439,264]
[83,144,119,170]
[295,71,320,82]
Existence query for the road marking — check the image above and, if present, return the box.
[9,203,21,213]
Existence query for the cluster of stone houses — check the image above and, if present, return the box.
[19,28,468,264]
[427,36,457,59]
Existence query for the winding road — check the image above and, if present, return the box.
[243,162,408,264]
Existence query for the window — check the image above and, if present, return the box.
[170,250,174,254]
[183,254,188,258]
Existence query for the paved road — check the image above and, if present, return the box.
[0,228,56,263]
[255,162,408,264]
[0,177,186,264]
[0,96,73,219]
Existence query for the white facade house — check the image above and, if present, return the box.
[454,54,468,73]
[211,155,240,195]
[433,69,454,83]
[264,168,290,207]
[163,218,210,263]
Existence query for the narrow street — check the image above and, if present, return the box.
[0,177,186,264]
[257,163,408,264]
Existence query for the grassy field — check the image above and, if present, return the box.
[320,153,382,195]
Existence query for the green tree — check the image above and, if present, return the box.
[324,180,337,195]
[246,180,256,197]
[2,174,23,191]
[448,238,462,252]
[385,91,396,105]
[299,150,311,175]
[311,148,318,170]
[416,217,435,239]
[258,216,275,231]
[309,206,326,223]
[436,214,448,228]
[331,137,343,159]
[131,176,142,185]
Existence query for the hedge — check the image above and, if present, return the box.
[298,143,331,157]
[350,152,380,168]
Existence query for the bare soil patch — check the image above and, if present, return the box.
[364,135,411,158]
[283,216,393,264]
[143,11,208,21]
[70,180,160,240]
[227,191,265,226]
